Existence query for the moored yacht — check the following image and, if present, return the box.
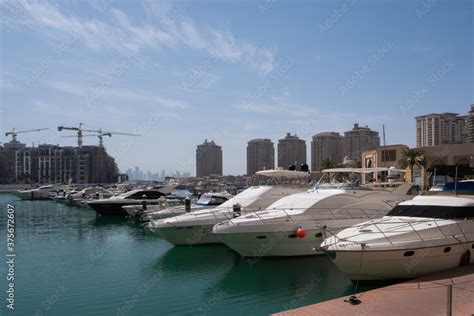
[53,189,77,203]
[320,193,474,281]
[213,168,414,257]
[148,169,310,245]
[123,196,183,220]
[128,192,233,222]
[64,187,114,207]
[12,185,61,200]
[88,188,168,216]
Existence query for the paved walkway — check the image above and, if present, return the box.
[274,265,474,316]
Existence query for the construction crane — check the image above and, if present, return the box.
[98,130,141,147]
[5,128,48,142]
[57,123,89,147]
[58,124,141,147]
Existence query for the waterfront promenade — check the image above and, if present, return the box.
[275,265,474,316]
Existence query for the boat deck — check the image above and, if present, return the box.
[274,264,474,316]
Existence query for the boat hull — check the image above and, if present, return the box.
[328,242,474,281]
[151,225,219,245]
[214,218,372,257]
[216,228,325,257]
[88,202,136,217]
[11,191,52,201]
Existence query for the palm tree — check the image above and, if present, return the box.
[321,158,339,170]
[399,149,427,182]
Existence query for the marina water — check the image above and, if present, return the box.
[0,193,379,315]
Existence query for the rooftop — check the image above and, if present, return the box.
[312,132,343,138]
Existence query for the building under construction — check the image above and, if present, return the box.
[0,140,118,184]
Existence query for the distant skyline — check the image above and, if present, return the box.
[1,0,472,175]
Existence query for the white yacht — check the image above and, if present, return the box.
[123,197,183,219]
[320,193,474,281]
[213,168,414,257]
[12,185,61,200]
[88,188,168,216]
[128,192,233,222]
[53,189,77,203]
[148,169,310,245]
[64,187,114,207]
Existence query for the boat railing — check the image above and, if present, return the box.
[218,206,390,227]
[324,217,467,249]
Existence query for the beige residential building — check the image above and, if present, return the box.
[311,132,344,172]
[247,138,275,175]
[469,104,474,143]
[344,124,380,162]
[277,133,306,169]
[196,140,223,177]
[416,112,468,147]
[361,144,409,183]
[362,144,409,169]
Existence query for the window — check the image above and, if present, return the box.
[388,205,474,220]
[128,191,165,199]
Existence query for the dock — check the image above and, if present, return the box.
[274,265,474,316]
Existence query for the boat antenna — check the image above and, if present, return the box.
[382,124,386,167]
[454,165,458,194]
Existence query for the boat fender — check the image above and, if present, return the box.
[233,204,241,218]
[460,250,471,266]
[296,227,306,238]
[185,198,191,212]
[344,295,361,305]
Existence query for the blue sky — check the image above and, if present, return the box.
[0,0,472,175]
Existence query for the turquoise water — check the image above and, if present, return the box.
[0,193,376,315]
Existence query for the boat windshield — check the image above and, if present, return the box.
[313,170,370,190]
[387,204,474,219]
[442,181,474,193]
[123,190,166,199]
[313,182,364,190]
[195,195,228,206]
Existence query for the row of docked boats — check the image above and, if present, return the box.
[145,168,473,281]
[11,168,473,281]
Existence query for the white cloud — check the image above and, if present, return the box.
[47,80,85,95]
[97,88,191,109]
[45,79,190,110]
[9,1,275,74]
[0,78,19,91]
[233,95,315,117]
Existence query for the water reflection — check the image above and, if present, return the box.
[216,255,351,294]
[154,245,237,273]
[91,216,127,227]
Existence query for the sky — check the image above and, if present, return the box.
[0,0,472,176]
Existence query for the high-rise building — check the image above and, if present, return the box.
[468,104,474,143]
[344,124,380,162]
[415,112,468,147]
[247,138,275,175]
[311,132,344,172]
[196,139,223,177]
[277,133,306,169]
